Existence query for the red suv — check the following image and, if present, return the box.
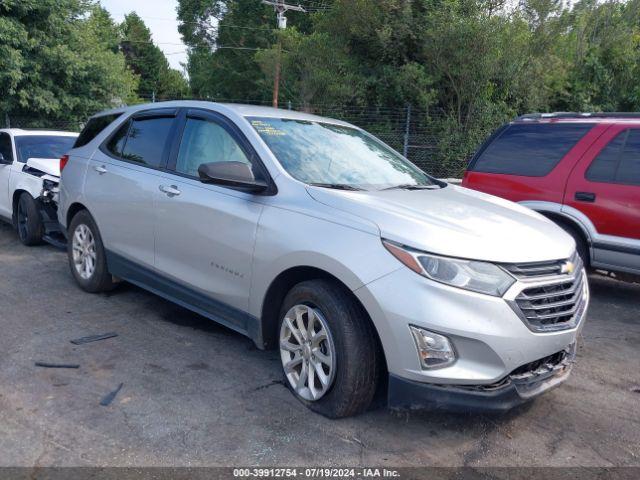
[462,113,640,277]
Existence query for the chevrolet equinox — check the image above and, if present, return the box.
[58,102,589,418]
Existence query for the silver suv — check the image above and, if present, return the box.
[59,102,589,418]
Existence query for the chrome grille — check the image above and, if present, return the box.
[502,259,566,278]
[501,251,579,279]
[507,254,588,332]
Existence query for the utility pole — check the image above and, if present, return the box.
[262,0,306,108]
[403,104,412,158]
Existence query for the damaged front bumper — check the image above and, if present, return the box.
[41,176,59,204]
[38,178,66,248]
[388,344,576,412]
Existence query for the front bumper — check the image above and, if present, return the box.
[354,261,588,410]
[388,344,575,412]
[37,180,66,249]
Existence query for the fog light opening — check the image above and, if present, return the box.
[409,326,456,370]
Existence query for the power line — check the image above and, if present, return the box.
[111,12,273,31]
[121,39,265,52]
[121,40,185,46]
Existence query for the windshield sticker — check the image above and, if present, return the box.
[251,120,287,136]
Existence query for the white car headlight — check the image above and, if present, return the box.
[383,240,515,296]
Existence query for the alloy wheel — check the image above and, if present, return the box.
[72,224,97,280]
[279,304,336,401]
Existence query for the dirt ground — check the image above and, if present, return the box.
[0,221,638,467]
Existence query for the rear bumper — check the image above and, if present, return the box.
[388,345,574,412]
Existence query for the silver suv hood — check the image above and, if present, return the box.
[306,184,574,263]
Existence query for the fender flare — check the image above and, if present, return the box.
[518,200,595,244]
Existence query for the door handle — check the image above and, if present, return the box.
[159,184,181,197]
[575,191,596,203]
[94,165,107,175]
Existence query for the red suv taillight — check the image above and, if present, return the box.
[60,154,69,172]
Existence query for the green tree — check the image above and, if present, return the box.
[120,12,189,99]
[255,29,365,110]
[0,0,139,125]
[176,0,640,177]
[556,0,640,111]
[178,0,275,101]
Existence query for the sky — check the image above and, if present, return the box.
[99,0,188,73]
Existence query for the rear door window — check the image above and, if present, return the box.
[471,123,594,176]
[587,129,640,186]
[617,130,640,186]
[119,116,175,168]
[585,131,626,183]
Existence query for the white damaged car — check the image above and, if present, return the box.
[0,129,77,246]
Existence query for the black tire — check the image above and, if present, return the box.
[278,279,380,418]
[15,193,44,246]
[67,209,116,293]
[556,221,589,268]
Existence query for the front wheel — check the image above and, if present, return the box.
[15,193,44,246]
[67,210,116,293]
[278,280,380,418]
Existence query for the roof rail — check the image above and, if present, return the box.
[516,112,640,121]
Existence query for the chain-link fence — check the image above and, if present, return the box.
[2,103,472,179]
[2,114,83,134]
[306,105,458,178]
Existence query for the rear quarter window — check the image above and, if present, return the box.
[74,113,122,148]
[470,123,594,177]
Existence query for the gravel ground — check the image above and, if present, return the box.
[0,221,638,467]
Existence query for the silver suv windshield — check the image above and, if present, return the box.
[249,117,438,191]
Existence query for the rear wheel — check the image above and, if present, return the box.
[278,280,380,418]
[15,193,44,246]
[67,210,116,293]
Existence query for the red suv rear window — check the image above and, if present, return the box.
[469,123,594,177]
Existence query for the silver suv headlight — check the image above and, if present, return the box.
[383,240,515,296]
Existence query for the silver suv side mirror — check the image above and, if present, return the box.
[197,161,268,193]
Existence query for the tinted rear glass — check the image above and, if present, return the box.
[617,129,640,186]
[14,135,77,163]
[471,123,594,177]
[105,120,130,158]
[586,132,626,183]
[588,129,640,186]
[74,113,122,148]
[120,117,174,168]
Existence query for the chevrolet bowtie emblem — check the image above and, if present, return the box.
[561,261,575,275]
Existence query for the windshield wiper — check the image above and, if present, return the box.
[309,183,364,191]
[382,184,441,191]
